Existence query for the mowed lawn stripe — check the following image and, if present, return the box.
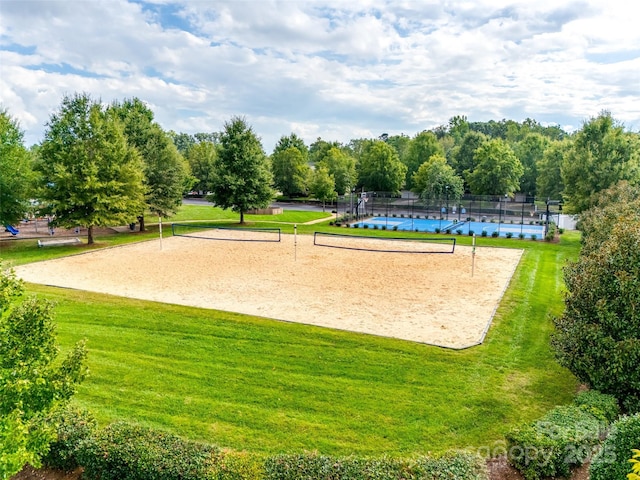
[24,232,580,457]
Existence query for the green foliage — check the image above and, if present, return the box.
[42,405,97,471]
[316,146,356,195]
[466,139,524,195]
[0,264,87,479]
[0,109,33,226]
[513,133,550,197]
[184,140,218,193]
[402,130,444,189]
[577,181,640,256]
[628,449,640,480]
[77,422,219,480]
[271,146,311,197]
[207,116,274,223]
[552,217,640,411]
[309,165,336,210]
[573,390,620,423]
[411,154,464,202]
[36,93,145,244]
[506,405,604,480]
[536,139,570,201]
[590,414,640,480]
[110,98,193,220]
[263,452,487,480]
[357,140,407,193]
[561,111,640,214]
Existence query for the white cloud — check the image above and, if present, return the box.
[1,0,639,150]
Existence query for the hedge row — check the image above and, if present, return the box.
[42,407,488,480]
[505,390,619,480]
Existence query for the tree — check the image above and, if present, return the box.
[207,116,273,224]
[36,93,145,244]
[536,139,571,201]
[0,110,33,227]
[551,215,640,412]
[466,139,523,195]
[308,138,342,165]
[561,111,640,214]
[402,131,444,189]
[451,131,487,190]
[316,147,356,195]
[110,98,193,230]
[513,132,549,196]
[576,181,640,256]
[411,154,464,203]
[271,135,311,197]
[184,141,218,194]
[357,140,407,193]
[309,165,336,212]
[0,264,87,478]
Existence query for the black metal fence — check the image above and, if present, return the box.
[335,192,563,228]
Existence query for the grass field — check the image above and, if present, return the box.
[0,204,581,457]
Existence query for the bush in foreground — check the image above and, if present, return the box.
[590,413,640,480]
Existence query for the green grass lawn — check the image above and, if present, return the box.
[2,204,582,457]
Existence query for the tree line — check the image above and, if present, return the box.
[2,93,640,243]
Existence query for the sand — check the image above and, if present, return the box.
[12,231,523,349]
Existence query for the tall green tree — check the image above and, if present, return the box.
[271,134,311,197]
[0,264,87,478]
[466,139,523,195]
[0,110,33,227]
[308,138,342,165]
[452,131,487,190]
[402,131,444,189]
[561,111,640,214]
[316,147,356,195]
[110,98,193,230]
[309,165,336,212]
[207,117,273,224]
[357,140,407,194]
[514,132,549,196]
[36,93,144,244]
[536,139,571,201]
[411,154,464,203]
[184,141,218,194]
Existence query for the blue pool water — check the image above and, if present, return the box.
[352,217,544,239]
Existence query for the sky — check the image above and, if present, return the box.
[1,0,639,152]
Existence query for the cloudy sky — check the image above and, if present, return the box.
[1,0,639,151]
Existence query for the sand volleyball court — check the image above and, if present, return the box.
[13,231,523,349]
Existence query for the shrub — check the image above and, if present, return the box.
[481,231,488,237]
[414,451,488,480]
[629,449,640,480]
[363,224,368,229]
[530,234,537,241]
[77,422,218,480]
[211,450,265,480]
[573,390,620,423]
[392,226,398,231]
[42,405,98,472]
[519,233,525,239]
[263,452,488,480]
[456,229,463,235]
[381,225,386,230]
[435,228,441,234]
[552,220,640,411]
[468,230,475,236]
[373,225,378,230]
[506,405,604,480]
[353,224,359,228]
[491,231,499,238]
[590,413,640,480]
[506,232,513,238]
